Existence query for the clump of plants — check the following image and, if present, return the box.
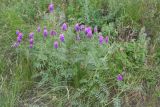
[1,1,159,107]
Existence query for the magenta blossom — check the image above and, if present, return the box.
[29,38,34,44]
[29,32,34,48]
[85,27,92,35]
[61,23,67,31]
[43,28,48,38]
[54,41,58,49]
[99,35,104,45]
[13,32,23,48]
[29,32,34,39]
[105,36,109,44]
[17,33,23,43]
[48,3,54,13]
[50,30,57,36]
[117,74,123,81]
[59,34,64,42]
[37,26,41,32]
[86,30,93,38]
[80,24,85,31]
[74,23,80,32]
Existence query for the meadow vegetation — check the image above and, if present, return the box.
[0,0,160,107]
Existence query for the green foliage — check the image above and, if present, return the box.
[0,0,160,107]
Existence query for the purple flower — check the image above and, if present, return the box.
[94,26,98,33]
[105,36,109,44]
[86,30,93,38]
[85,27,92,35]
[48,3,54,13]
[17,37,21,43]
[80,24,85,31]
[54,41,58,49]
[50,30,57,36]
[74,23,80,32]
[43,28,48,38]
[59,34,64,42]
[61,23,67,31]
[99,35,104,45]
[117,74,123,81]
[29,38,34,44]
[16,30,20,35]
[37,26,41,32]
[29,32,34,39]
[29,32,34,48]
[17,33,23,43]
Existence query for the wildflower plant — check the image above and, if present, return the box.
[10,2,152,107]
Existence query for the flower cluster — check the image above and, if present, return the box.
[85,27,93,38]
[54,41,58,49]
[29,32,34,48]
[74,23,80,32]
[61,23,67,31]
[37,26,41,32]
[13,30,23,47]
[13,3,110,48]
[59,34,64,42]
[117,74,123,81]
[50,30,57,36]
[98,33,109,45]
[12,3,123,80]
[43,26,48,39]
[48,3,54,13]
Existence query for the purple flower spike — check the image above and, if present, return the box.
[87,30,93,38]
[61,23,67,31]
[94,26,98,33]
[18,32,23,38]
[29,32,34,39]
[117,74,123,81]
[85,27,92,35]
[54,41,58,49]
[29,38,34,44]
[48,3,54,13]
[80,24,85,31]
[43,29,48,38]
[59,34,64,42]
[105,36,109,44]
[37,26,41,32]
[17,37,21,43]
[50,30,57,36]
[99,35,104,45]
[17,33,23,43]
[74,23,80,32]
